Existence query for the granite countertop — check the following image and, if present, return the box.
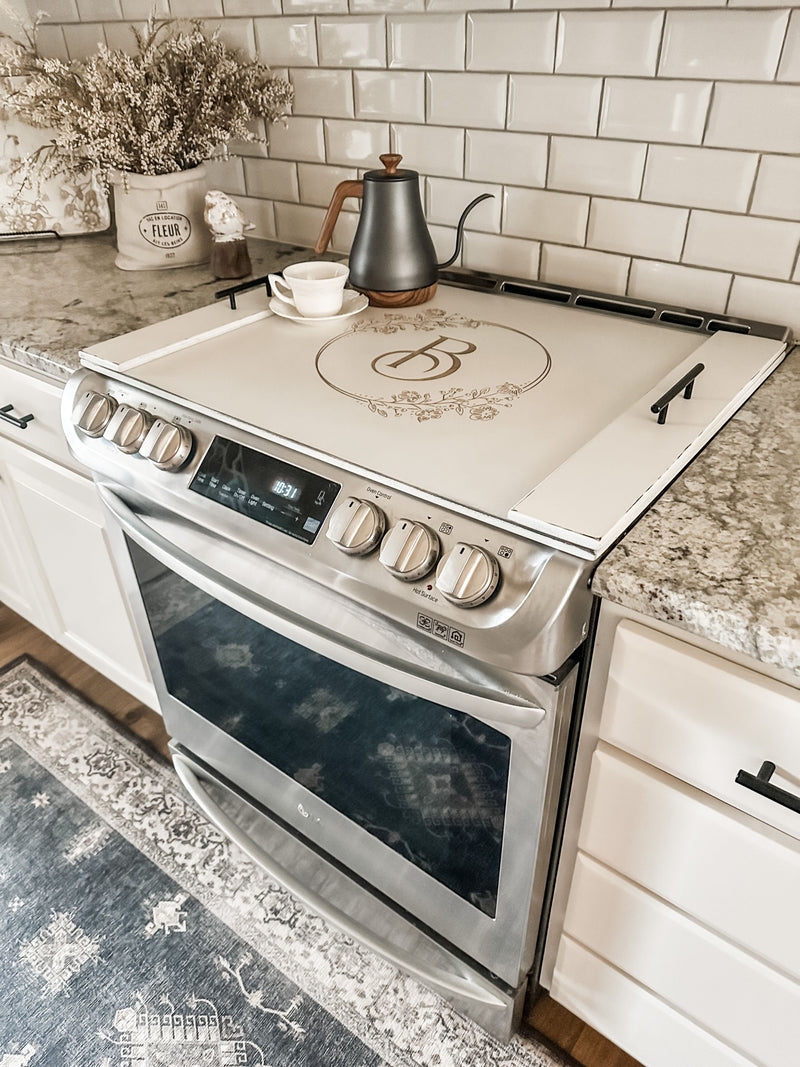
[0,232,316,381]
[2,232,798,683]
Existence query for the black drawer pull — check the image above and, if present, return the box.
[735,761,800,815]
[0,403,34,429]
[650,363,705,425]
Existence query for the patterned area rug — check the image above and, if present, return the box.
[0,657,572,1067]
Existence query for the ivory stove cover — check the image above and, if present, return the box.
[81,282,787,559]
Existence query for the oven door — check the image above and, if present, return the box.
[98,482,577,1031]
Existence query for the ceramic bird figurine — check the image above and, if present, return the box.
[204,189,253,279]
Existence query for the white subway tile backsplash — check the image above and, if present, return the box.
[204,18,257,58]
[297,162,357,207]
[223,0,280,15]
[324,119,391,167]
[778,9,800,82]
[284,0,346,12]
[705,84,800,154]
[752,156,800,221]
[290,70,354,118]
[556,11,662,76]
[466,12,556,73]
[541,244,630,292]
[508,75,602,136]
[600,79,711,145]
[388,14,465,71]
[351,0,422,10]
[76,0,120,20]
[169,0,223,15]
[254,17,317,67]
[548,137,646,199]
[643,146,757,213]
[503,187,590,245]
[355,71,425,122]
[391,124,465,178]
[267,116,326,162]
[684,211,800,280]
[588,199,688,260]
[33,23,69,60]
[465,130,547,187]
[318,16,385,68]
[120,0,167,16]
[99,19,133,50]
[244,157,300,201]
[431,0,506,10]
[427,177,502,232]
[26,0,78,18]
[462,232,541,279]
[659,9,789,82]
[728,277,800,336]
[62,21,105,58]
[628,259,731,313]
[427,73,507,129]
[274,202,327,246]
[235,195,277,239]
[204,156,247,197]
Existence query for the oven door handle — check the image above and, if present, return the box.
[171,749,510,1012]
[99,485,547,732]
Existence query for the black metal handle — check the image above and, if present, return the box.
[735,760,800,815]
[0,403,34,429]
[215,273,272,310]
[650,363,705,425]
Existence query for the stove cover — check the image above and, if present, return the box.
[81,282,787,559]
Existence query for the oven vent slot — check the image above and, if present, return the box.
[707,319,751,335]
[573,294,656,319]
[658,310,705,329]
[501,281,571,303]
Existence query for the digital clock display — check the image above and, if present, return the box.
[189,436,340,544]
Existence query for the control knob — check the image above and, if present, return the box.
[139,418,193,471]
[73,390,117,437]
[435,543,500,607]
[379,520,439,581]
[327,497,386,555]
[102,404,152,454]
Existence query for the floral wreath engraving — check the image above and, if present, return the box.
[318,308,551,422]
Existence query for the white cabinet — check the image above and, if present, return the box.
[545,603,800,1067]
[0,358,156,707]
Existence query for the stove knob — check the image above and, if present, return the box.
[379,520,439,581]
[102,404,152,454]
[73,390,117,437]
[435,543,500,607]
[327,497,386,555]
[139,418,193,471]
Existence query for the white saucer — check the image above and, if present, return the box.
[269,289,369,326]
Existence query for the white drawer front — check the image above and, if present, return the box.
[0,361,74,468]
[603,620,800,839]
[579,744,800,982]
[561,852,800,1067]
[551,936,755,1067]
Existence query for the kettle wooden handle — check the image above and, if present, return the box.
[314,179,363,254]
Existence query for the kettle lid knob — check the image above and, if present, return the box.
[379,153,403,175]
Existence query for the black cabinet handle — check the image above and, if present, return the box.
[735,760,800,815]
[0,404,34,429]
[650,363,705,425]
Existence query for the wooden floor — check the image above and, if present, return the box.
[0,603,641,1067]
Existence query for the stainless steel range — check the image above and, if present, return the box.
[60,270,790,1040]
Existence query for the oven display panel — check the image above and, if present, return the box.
[189,436,340,544]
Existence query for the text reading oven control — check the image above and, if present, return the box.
[139,418,193,471]
[435,543,500,607]
[379,520,439,581]
[102,404,153,454]
[73,390,118,438]
[327,497,386,555]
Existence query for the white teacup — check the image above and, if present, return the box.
[268,261,349,318]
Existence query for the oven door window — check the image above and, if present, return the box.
[128,539,509,918]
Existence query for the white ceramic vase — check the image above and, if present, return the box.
[111,165,211,270]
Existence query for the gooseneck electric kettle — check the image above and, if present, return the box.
[314,153,492,307]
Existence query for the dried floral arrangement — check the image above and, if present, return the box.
[0,13,294,182]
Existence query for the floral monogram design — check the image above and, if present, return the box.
[365,382,525,422]
[351,309,484,337]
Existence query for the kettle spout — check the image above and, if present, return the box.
[437,193,494,270]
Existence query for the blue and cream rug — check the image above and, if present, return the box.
[0,656,571,1067]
